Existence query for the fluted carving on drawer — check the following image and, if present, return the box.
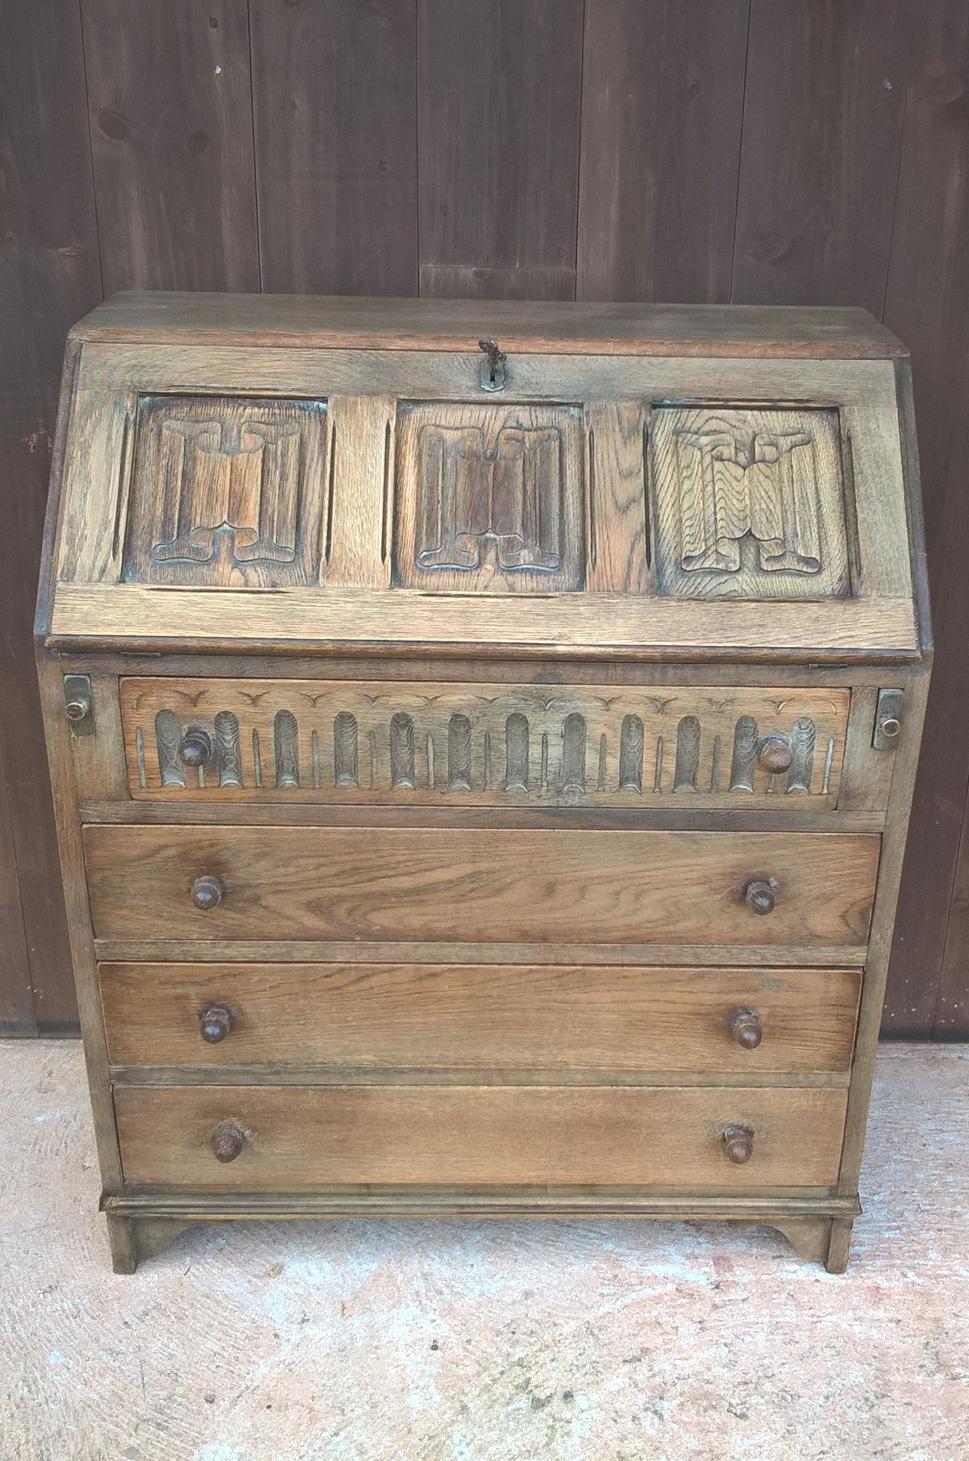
[273,710,299,788]
[448,714,472,792]
[618,714,644,792]
[561,714,587,795]
[390,713,416,789]
[215,711,242,788]
[154,710,186,788]
[333,712,359,787]
[123,679,852,807]
[730,716,758,793]
[673,715,701,792]
[787,716,817,795]
[504,713,529,793]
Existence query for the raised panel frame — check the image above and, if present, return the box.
[45,344,919,659]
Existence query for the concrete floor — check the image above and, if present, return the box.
[1,1043,967,1461]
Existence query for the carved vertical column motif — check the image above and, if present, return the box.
[788,716,817,794]
[124,680,850,805]
[673,715,701,792]
[505,713,529,793]
[390,713,416,790]
[730,716,758,793]
[154,710,186,789]
[273,711,299,788]
[215,711,242,789]
[334,712,359,787]
[448,714,472,792]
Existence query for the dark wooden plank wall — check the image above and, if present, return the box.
[1,0,967,1037]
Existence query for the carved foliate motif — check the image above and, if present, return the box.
[124,395,328,587]
[394,403,584,592]
[651,407,851,600]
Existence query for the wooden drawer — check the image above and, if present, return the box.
[84,826,879,947]
[119,677,851,810]
[100,962,861,1075]
[115,1084,849,1189]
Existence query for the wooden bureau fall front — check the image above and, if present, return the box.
[36,294,931,1272]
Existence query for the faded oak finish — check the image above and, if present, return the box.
[36,295,931,1273]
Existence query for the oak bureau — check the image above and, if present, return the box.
[36,293,931,1272]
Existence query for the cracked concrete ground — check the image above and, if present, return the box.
[1,1040,967,1461]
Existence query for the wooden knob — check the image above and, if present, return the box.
[211,1121,246,1163]
[727,1007,763,1049]
[178,727,212,767]
[722,1124,754,1164]
[191,874,224,911]
[744,877,779,915]
[757,734,793,773]
[199,1004,235,1043]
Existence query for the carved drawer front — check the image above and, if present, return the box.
[120,678,850,807]
[83,826,879,947]
[115,1084,849,1190]
[100,962,861,1075]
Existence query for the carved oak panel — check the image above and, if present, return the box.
[393,402,585,591]
[650,407,851,600]
[120,677,850,808]
[123,395,329,587]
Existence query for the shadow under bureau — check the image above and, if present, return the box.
[36,293,931,1272]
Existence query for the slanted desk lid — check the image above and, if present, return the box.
[40,294,926,663]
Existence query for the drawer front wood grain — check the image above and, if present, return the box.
[119,677,850,809]
[115,1084,849,1189]
[100,962,861,1075]
[83,826,880,947]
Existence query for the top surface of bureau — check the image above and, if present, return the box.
[39,294,927,666]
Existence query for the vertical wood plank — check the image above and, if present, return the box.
[881,0,969,1038]
[418,0,583,300]
[0,738,33,1030]
[251,0,418,296]
[80,0,259,292]
[577,0,749,303]
[0,0,102,1030]
[732,0,913,311]
[936,799,969,1040]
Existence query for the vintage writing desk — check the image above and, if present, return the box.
[36,294,930,1272]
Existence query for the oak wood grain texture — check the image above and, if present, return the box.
[117,678,852,808]
[121,394,330,588]
[0,1,101,1029]
[114,1084,849,1189]
[417,0,583,301]
[732,0,913,312]
[324,396,395,589]
[79,0,259,293]
[577,0,748,302]
[584,401,649,593]
[250,0,417,296]
[35,657,124,1188]
[393,402,586,593]
[68,342,908,406]
[882,2,969,1038]
[69,293,908,356]
[649,405,852,600]
[104,1189,860,1218]
[99,961,861,1074]
[82,825,879,946]
[94,940,871,971]
[48,585,920,660]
